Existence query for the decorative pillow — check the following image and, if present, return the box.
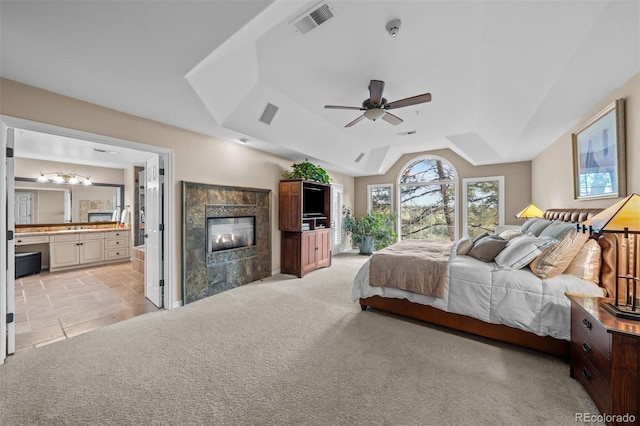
[527,219,553,236]
[529,228,589,279]
[498,229,524,241]
[494,235,558,270]
[473,232,490,244]
[520,218,541,234]
[468,235,508,262]
[455,236,473,255]
[539,221,576,240]
[565,239,602,284]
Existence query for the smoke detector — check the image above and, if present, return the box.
[386,19,401,38]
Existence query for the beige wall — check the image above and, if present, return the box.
[1,78,355,304]
[532,72,639,209]
[354,148,532,237]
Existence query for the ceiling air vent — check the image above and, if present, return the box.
[292,3,334,35]
[259,103,279,125]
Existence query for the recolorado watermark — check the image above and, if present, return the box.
[576,412,636,423]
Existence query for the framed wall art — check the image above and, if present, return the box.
[572,98,626,200]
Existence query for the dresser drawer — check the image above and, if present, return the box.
[104,231,129,239]
[105,237,128,249]
[50,233,80,242]
[15,235,50,245]
[571,303,611,356]
[571,324,611,385]
[105,247,129,261]
[571,349,611,415]
[81,232,105,240]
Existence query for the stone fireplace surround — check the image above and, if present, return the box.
[182,181,271,304]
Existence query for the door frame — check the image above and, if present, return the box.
[1,116,175,363]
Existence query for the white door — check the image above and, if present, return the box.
[144,155,163,308]
[2,128,17,362]
[331,184,344,254]
[15,192,33,224]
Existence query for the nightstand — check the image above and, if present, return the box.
[567,294,640,424]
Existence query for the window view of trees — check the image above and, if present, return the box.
[399,157,456,241]
[368,185,392,215]
[465,180,500,239]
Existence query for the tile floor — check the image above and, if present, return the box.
[13,261,160,353]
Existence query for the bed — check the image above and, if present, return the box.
[353,208,616,358]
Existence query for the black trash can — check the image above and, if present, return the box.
[15,252,42,278]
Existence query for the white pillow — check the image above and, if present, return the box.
[455,236,473,255]
[494,235,557,270]
[498,229,523,241]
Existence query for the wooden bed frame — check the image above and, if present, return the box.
[359,208,610,359]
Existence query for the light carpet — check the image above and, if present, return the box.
[0,252,601,425]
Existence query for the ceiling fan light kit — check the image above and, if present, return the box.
[364,108,386,121]
[324,79,431,127]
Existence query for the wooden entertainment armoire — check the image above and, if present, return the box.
[279,179,331,277]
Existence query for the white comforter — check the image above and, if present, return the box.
[352,254,605,340]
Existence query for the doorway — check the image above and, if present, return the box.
[1,116,174,362]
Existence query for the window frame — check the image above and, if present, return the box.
[367,183,394,214]
[396,154,459,241]
[462,176,505,238]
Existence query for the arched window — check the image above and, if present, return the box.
[397,155,458,241]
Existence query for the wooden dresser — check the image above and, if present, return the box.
[567,294,640,424]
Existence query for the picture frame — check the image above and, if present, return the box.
[572,98,626,200]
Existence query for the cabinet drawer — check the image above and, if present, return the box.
[571,351,611,414]
[105,248,129,261]
[50,233,80,242]
[571,304,610,356]
[15,235,50,245]
[105,237,128,249]
[104,231,129,239]
[571,325,611,385]
[81,232,105,240]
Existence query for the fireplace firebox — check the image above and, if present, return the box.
[207,216,256,252]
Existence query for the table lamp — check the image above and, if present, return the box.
[515,203,544,219]
[580,193,640,319]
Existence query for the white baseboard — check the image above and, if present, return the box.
[170,300,182,309]
[272,269,281,276]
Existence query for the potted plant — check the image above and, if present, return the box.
[283,159,330,184]
[342,207,397,255]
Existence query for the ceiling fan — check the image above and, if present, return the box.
[324,80,431,127]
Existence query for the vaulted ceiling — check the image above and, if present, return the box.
[1,1,638,175]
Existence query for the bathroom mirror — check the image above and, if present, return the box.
[14,177,124,224]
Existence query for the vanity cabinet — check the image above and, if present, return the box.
[48,230,130,271]
[104,230,130,261]
[50,233,105,271]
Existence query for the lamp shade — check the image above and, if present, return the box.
[515,203,544,219]
[581,193,640,233]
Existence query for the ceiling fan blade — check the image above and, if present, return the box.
[345,115,365,127]
[325,105,365,111]
[385,93,432,110]
[381,112,403,126]
[369,80,385,106]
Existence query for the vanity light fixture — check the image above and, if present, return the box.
[36,171,92,185]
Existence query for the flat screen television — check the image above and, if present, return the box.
[303,187,325,217]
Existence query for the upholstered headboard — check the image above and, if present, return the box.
[542,208,616,299]
[543,208,603,223]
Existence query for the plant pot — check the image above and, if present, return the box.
[359,236,375,255]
